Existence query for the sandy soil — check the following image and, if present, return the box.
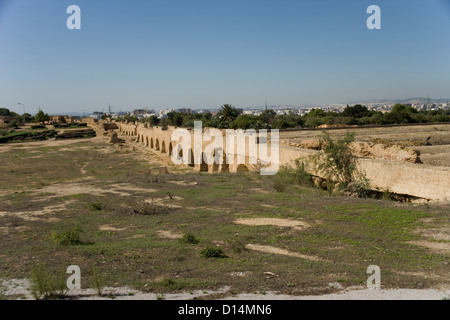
[235,218,311,230]
[246,244,324,262]
[2,279,448,300]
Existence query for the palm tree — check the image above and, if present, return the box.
[218,104,240,123]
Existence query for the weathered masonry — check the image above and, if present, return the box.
[116,121,450,202]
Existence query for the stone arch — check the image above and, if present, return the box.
[161,141,166,153]
[236,164,249,172]
[210,148,220,172]
[188,149,194,167]
[199,153,208,172]
[155,139,160,151]
[169,143,173,156]
[146,136,149,147]
[150,137,154,149]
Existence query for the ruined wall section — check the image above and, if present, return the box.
[116,122,450,201]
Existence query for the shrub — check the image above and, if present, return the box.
[54,129,96,140]
[382,189,393,201]
[293,160,314,186]
[311,131,372,197]
[29,264,67,300]
[89,202,103,211]
[31,125,46,130]
[89,266,106,296]
[200,247,227,258]
[9,119,18,129]
[228,239,247,253]
[133,200,171,216]
[51,226,83,246]
[313,131,356,184]
[180,233,200,245]
[272,180,286,193]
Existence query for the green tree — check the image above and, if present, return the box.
[34,110,50,123]
[314,131,356,184]
[22,113,34,123]
[260,109,276,125]
[391,104,417,114]
[0,108,12,117]
[218,104,240,125]
[231,114,269,130]
[342,104,372,118]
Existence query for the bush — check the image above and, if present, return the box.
[54,129,96,140]
[133,200,171,216]
[31,125,46,130]
[272,180,286,193]
[274,163,313,189]
[89,266,106,296]
[180,233,200,245]
[9,119,18,129]
[293,160,314,187]
[0,130,57,144]
[312,131,372,197]
[51,226,83,246]
[313,131,356,184]
[200,247,227,258]
[89,202,103,211]
[29,264,67,300]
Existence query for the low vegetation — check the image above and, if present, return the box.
[29,264,67,300]
[0,135,448,299]
[0,130,57,144]
[54,129,96,140]
[200,247,227,259]
[51,226,83,246]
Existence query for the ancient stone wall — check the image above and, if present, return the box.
[116,121,450,201]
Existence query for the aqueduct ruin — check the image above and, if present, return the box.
[113,121,450,202]
[117,122,279,174]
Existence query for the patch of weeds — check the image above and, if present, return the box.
[0,282,6,300]
[180,233,200,245]
[51,226,83,246]
[89,266,106,296]
[293,160,314,186]
[149,175,162,183]
[227,239,247,253]
[89,202,103,211]
[156,293,165,300]
[133,200,171,216]
[200,247,227,259]
[382,189,393,201]
[166,191,174,200]
[272,180,286,193]
[345,173,372,198]
[29,264,67,300]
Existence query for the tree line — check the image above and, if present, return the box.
[0,108,50,128]
[116,103,450,130]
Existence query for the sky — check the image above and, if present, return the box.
[0,0,450,114]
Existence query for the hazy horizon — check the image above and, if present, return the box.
[1,0,450,114]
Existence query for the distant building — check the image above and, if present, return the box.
[177,108,192,114]
[90,112,104,120]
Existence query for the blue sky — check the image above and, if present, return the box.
[0,0,450,114]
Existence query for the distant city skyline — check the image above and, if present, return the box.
[1,0,450,114]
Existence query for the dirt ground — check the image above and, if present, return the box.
[280,123,450,167]
[0,129,449,300]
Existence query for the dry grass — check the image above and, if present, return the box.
[0,133,448,299]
